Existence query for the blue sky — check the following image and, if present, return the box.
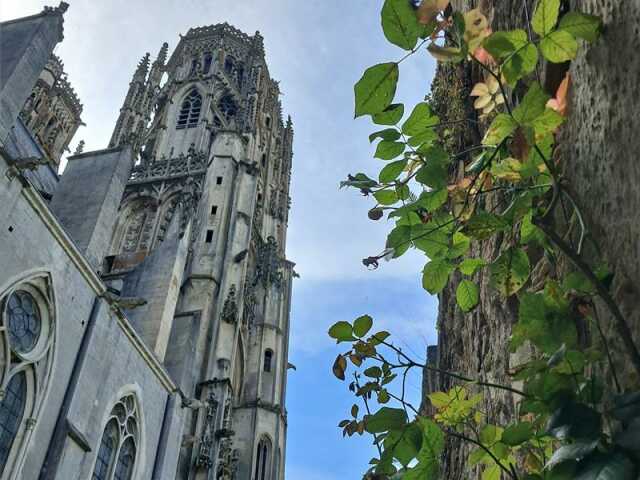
[1,1,439,478]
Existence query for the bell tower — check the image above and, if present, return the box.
[103,23,294,480]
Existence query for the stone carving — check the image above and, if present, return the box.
[195,391,219,470]
[254,236,283,289]
[178,177,202,238]
[221,285,238,324]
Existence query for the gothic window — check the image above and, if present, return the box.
[0,373,27,472]
[91,395,139,480]
[177,89,202,129]
[218,95,237,121]
[6,291,41,355]
[203,53,213,74]
[0,278,55,477]
[254,437,271,480]
[263,350,273,373]
[92,420,118,480]
[224,55,235,74]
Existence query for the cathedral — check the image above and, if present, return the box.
[0,3,294,479]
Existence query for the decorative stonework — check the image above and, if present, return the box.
[221,285,238,324]
[195,391,219,470]
[254,236,283,289]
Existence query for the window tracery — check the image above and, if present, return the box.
[218,95,238,121]
[177,89,202,129]
[91,394,139,480]
[0,277,55,476]
[254,437,271,480]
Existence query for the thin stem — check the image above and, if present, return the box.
[533,217,640,376]
[591,303,622,393]
[355,375,382,457]
[446,429,518,479]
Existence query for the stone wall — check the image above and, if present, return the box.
[427,0,640,477]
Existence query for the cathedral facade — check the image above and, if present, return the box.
[0,3,294,480]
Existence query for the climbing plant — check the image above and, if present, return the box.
[329,0,640,478]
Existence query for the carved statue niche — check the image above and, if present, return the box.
[178,177,202,238]
[221,285,238,324]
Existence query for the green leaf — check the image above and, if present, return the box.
[459,258,487,276]
[540,30,579,63]
[355,63,400,118]
[407,128,438,147]
[484,30,529,58]
[364,366,382,378]
[575,453,635,480]
[387,224,411,257]
[483,113,518,145]
[503,43,539,85]
[416,163,448,189]
[328,321,356,342]
[365,407,407,433]
[482,464,502,480]
[546,440,599,469]
[402,102,439,136]
[375,140,405,160]
[513,292,577,354]
[381,0,421,50]
[532,0,561,36]
[370,331,391,346]
[384,423,422,467]
[558,12,601,42]
[449,231,471,258]
[373,103,405,125]
[513,83,550,125]
[502,422,534,446]
[456,280,479,312]
[413,225,450,258]
[480,424,501,445]
[490,247,530,296]
[374,189,399,206]
[403,418,444,480]
[379,160,408,183]
[427,44,464,62]
[418,189,448,212]
[532,108,564,137]
[464,211,509,240]
[369,128,401,143]
[353,315,373,338]
[422,260,454,294]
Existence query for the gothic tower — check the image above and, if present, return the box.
[102,24,294,480]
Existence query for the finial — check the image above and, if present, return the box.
[134,53,151,80]
[156,42,169,65]
[74,140,85,155]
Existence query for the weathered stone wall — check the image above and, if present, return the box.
[427,0,640,477]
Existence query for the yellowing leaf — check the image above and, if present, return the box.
[427,44,463,62]
[416,0,450,25]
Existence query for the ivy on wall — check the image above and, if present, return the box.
[329,1,640,478]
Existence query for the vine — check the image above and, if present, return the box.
[329,0,640,478]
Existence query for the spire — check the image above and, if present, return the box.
[148,42,168,88]
[155,42,169,66]
[133,53,150,82]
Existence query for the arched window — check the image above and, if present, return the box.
[0,277,55,477]
[203,53,213,74]
[224,55,235,74]
[254,437,271,480]
[177,89,202,129]
[263,350,273,373]
[0,373,27,470]
[91,394,139,480]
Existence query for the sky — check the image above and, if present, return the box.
[0,1,439,478]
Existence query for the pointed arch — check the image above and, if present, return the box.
[91,393,141,480]
[176,88,202,129]
[0,273,56,477]
[254,435,272,480]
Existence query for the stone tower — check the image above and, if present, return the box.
[102,24,294,480]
